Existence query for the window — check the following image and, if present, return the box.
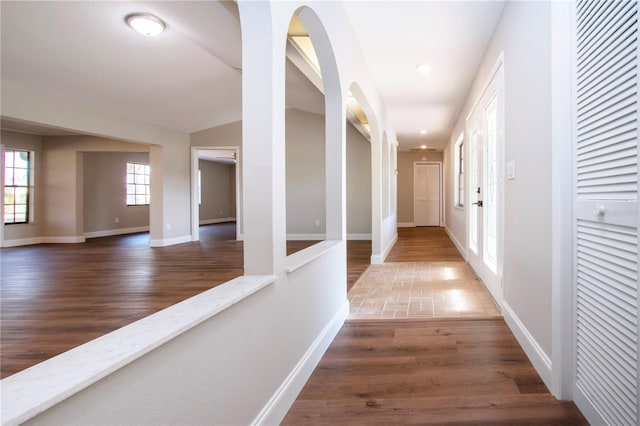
[4,149,31,224]
[454,133,465,207]
[126,162,150,206]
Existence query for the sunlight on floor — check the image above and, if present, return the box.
[348,262,500,319]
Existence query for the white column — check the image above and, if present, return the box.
[238,1,286,275]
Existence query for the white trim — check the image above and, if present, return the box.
[149,235,191,247]
[346,233,371,240]
[42,236,85,244]
[445,226,467,260]
[286,240,341,273]
[573,385,607,426]
[371,232,397,264]
[397,222,415,228]
[84,226,149,239]
[285,233,325,241]
[1,237,43,248]
[550,0,574,400]
[1,275,276,426]
[502,302,553,391]
[199,217,236,225]
[251,300,348,426]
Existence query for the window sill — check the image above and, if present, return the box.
[1,274,276,426]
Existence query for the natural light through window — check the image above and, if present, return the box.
[126,162,150,206]
[454,133,464,207]
[3,149,31,224]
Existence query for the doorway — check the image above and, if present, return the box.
[413,162,441,226]
[466,59,504,307]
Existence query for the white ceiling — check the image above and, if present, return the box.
[343,1,506,150]
[1,1,504,151]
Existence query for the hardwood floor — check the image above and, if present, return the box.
[283,319,587,425]
[288,240,371,292]
[386,227,464,262]
[1,224,369,378]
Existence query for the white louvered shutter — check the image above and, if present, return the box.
[574,1,639,425]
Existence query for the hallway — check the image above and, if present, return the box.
[284,227,586,424]
[349,227,500,320]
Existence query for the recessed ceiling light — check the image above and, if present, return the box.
[419,129,428,135]
[126,13,166,36]
[416,64,432,74]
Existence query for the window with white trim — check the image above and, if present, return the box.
[3,149,31,224]
[454,133,464,207]
[126,162,150,206]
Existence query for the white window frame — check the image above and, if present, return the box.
[126,162,150,206]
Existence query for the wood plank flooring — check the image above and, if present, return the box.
[1,224,370,378]
[283,319,587,425]
[386,227,464,262]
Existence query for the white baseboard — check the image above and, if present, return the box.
[286,233,325,241]
[42,236,85,244]
[371,232,398,264]
[502,302,553,390]
[444,226,468,260]
[149,235,191,247]
[199,217,236,225]
[1,237,43,248]
[252,300,348,425]
[84,226,149,239]
[397,222,415,228]
[346,233,372,240]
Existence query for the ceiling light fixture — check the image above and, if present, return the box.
[126,13,166,36]
[419,129,428,135]
[416,64,432,74]
[420,145,427,150]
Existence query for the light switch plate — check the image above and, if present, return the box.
[506,160,516,180]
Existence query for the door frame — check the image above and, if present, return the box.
[464,52,505,307]
[190,146,242,242]
[413,161,443,227]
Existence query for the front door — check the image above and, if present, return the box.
[466,63,503,306]
[414,163,440,226]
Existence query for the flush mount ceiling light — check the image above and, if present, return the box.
[420,144,427,150]
[126,13,166,36]
[419,129,428,135]
[416,64,432,74]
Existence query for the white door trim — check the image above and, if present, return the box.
[413,161,443,227]
[465,52,504,308]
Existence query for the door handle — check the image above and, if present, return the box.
[472,200,484,207]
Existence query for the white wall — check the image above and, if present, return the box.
[444,0,553,363]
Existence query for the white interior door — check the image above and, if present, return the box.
[414,163,440,226]
[466,63,503,306]
[572,1,639,424]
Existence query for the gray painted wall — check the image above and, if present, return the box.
[199,159,236,221]
[83,152,150,234]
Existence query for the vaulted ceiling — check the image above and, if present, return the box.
[1,1,505,151]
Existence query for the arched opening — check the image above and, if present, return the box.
[345,83,374,289]
[285,13,326,254]
[284,7,343,257]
